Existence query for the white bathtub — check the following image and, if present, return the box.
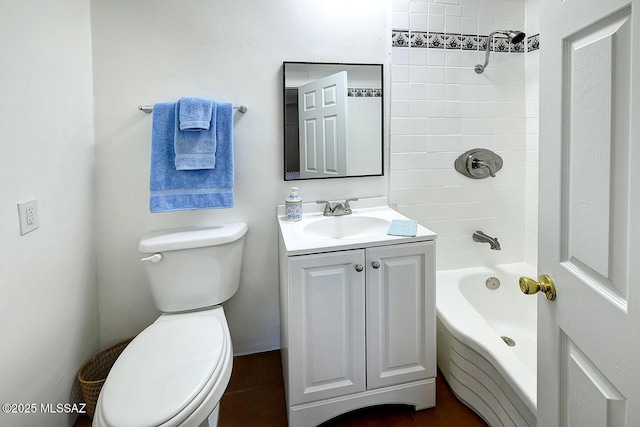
[436,263,537,427]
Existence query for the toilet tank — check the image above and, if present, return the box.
[138,223,248,312]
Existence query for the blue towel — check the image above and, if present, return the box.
[387,219,418,237]
[179,97,213,130]
[174,99,218,170]
[149,102,234,212]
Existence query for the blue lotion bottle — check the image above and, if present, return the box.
[285,187,302,221]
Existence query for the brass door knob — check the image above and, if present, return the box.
[519,274,556,301]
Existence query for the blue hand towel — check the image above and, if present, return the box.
[149,102,234,212]
[387,219,418,237]
[179,97,213,130]
[174,99,218,170]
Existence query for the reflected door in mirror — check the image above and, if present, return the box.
[283,62,383,180]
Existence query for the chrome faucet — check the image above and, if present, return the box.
[316,198,358,216]
[473,230,501,250]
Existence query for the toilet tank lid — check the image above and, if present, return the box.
[138,223,248,253]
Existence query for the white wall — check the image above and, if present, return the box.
[0,1,99,426]
[91,0,391,354]
[390,0,534,270]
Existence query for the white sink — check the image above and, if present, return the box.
[277,197,437,255]
[303,216,390,240]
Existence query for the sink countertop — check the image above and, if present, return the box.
[277,197,437,256]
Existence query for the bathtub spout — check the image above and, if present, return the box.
[473,231,501,250]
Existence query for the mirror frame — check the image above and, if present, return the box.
[283,61,384,181]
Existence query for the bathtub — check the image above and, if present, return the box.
[436,263,537,427]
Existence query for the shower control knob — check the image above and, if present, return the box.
[519,274,556,301]
[372,261,381,269]
[355,264,364,272]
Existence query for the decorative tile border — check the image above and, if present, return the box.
[393,30,540,53]
[392,30,410,47]
[527,34,540,52]
[348,88,382,97]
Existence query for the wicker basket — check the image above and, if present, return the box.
[77,338,133,419]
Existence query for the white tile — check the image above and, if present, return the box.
[392,0,410,12]
[461,117,478,134]
[445,84,462,101]
[461,5,479,18]
[478,18,493,35]
[446,4,463,16]
[444,50,463,67]
[410,83,429,100]
[409,65,428,83]
[426,135,446,151]
[409,99,429,116]
[477,84,495,101]
[391,100,410,117]
[409,117,428,135]
[477,101,495,118]
[427,118,446,135]
[392,47,410,65]
[428,49,445,66]
[411,13,428,31]
[477,117,495,134]
[478,6,492,18]
[444,117,462,134]
[410,1,429,13]
[391,117,410,135]
[410,49,429,66]
[393,12,410,29]
[461,17,479,35]
[462,84,478,101]
[428,100,446,117]
[445,15,462,33]
[392,65,410,82]
[445,101,463,117]
[429,14,445,32]
[425,220,461,237]
[428,3,446,15]
[427,66,446,83]
[427,83,445,100]
[494,7,509,20]
[391,82,410,100]
[462,101,479,117]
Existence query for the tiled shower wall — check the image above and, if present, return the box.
[389,0,539,270]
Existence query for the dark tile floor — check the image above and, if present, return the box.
[74,350,487,427]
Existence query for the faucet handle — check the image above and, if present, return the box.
[316,200,332,215]
[344,197,358,210]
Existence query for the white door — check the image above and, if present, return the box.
[288,250,366,405]
[538,0,640,425]
[298,71,348,178]
[365,242,436,390]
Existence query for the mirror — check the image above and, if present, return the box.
[283,62,383,180]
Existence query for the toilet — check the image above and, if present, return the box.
[93,223,248,427]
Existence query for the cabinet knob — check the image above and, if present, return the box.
[372,261,381,269]
[355,264,364,272]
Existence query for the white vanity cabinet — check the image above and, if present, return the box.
[279,207,436,427]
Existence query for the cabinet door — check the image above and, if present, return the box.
[366,242,436,389]
[288,250,366,405]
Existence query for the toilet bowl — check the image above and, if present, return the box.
[93,224,247,427]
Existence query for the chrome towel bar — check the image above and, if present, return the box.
[138,104,247,114]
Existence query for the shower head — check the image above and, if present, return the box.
[474,30,526,74]
[506,30,526,44]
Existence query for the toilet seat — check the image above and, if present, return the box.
[97,309,229,427]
